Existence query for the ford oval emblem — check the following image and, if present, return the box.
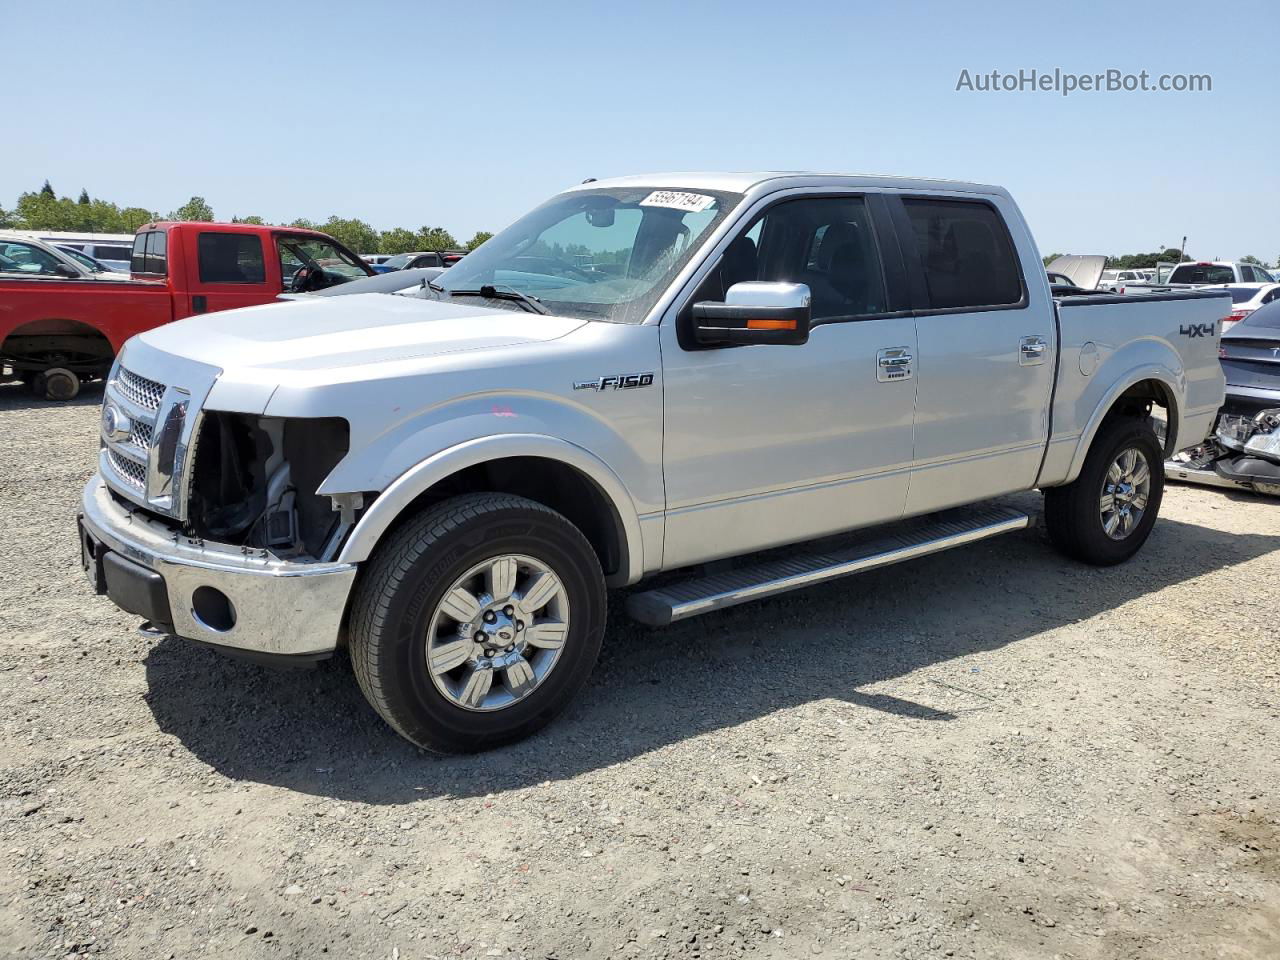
[102,404,131,441]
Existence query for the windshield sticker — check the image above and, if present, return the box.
[639,191,716,213]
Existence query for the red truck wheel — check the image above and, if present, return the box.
[39,368,81,402]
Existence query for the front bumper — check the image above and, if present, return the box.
[79,474,357,657]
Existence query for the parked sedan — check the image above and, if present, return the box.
[0,233,97,279]
[1199,283,1280,333]
[56,245,130,280]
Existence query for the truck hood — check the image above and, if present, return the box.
[137,293,588,374]
[1046,255,1107,291]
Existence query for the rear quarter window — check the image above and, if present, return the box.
[900,198,1024,310]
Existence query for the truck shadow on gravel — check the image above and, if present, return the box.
[0,378,104,412]
[142,501,1277,803]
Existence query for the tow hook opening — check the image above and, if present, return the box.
[192,586,237,632]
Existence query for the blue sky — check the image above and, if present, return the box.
[8,0,1278,260]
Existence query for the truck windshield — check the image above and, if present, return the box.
[433,186,742,322]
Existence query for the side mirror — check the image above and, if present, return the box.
[54,262,80,278]
[692,281,811,346]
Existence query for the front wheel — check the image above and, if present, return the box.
[1045,416,1165,565]
[348,493,606,753]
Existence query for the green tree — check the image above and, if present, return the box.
[1041,252,1064,267]
[0,206,14,229]
[169,196,215,222]
[415,226,457,251]
[231,215,265,225]
[120,207,157,231]
[378,227,418,254]
[77,188,90,205]
[320,216,380,254]
[40,180,55,198]
[1239,254,1263,265]
[466,230,493,252]
[289,217,318,230]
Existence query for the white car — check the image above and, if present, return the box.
[1099,268,1152,292]
[0,233,126,280]
[1204,283,1280,332]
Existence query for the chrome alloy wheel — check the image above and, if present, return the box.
[1099,447,1151,540]
[425,555,570,712]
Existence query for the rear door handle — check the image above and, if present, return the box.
[1020,336,1047,365]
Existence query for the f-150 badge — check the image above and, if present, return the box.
[574,373,654,391]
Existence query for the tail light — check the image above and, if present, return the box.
[1222,309,1253,333]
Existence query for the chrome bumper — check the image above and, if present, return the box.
[80,474,357,656]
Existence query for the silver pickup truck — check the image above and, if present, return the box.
[79,172,1229,752]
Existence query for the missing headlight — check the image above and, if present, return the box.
[188,413,350,557]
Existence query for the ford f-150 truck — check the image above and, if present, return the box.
[1,222,372,399]
[77,173,1229,753]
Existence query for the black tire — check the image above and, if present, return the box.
[348,493,606,753]
[1044,416,1165,565]
[41,367,80,401]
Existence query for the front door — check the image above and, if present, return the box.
[888,195,1056,515]
[660,193,919,569]
[185,230,272,316]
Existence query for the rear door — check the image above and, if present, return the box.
[887,194,1056,515]
[184,229,273,315]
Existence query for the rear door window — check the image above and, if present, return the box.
[197,233,266,284]
[899,198,1024,310]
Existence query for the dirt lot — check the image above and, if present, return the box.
[0,380,1277,960]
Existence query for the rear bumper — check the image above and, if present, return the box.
[79,474,357,656]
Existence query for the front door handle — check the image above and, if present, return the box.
[877,346,914,382]
[1020,336,1047,365]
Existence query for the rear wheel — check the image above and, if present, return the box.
[1045,416,1165,565]
[40,367,80,401]
[348,493,606,753]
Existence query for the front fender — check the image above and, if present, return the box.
[335,434,646,585]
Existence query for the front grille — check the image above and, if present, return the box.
[117,367,166,410]
[129,420,154,449]
[107,448,147,490]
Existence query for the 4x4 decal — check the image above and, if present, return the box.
[1179,322,1215,338]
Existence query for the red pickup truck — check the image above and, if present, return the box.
[0,222,373,399]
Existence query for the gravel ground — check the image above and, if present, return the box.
[1,379,1277,960]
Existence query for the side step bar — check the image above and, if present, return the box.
[625,505,1030,627]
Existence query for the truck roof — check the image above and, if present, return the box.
[568,171,1012,199]
[136,221,340,239]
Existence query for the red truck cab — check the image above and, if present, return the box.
[1,222,372,399]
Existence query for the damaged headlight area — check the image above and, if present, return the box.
[1215,408,1280,461]
[186,413,361,559]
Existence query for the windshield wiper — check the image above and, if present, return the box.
[447,283,549,315]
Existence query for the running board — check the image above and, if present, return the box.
[625,505,1030,627]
